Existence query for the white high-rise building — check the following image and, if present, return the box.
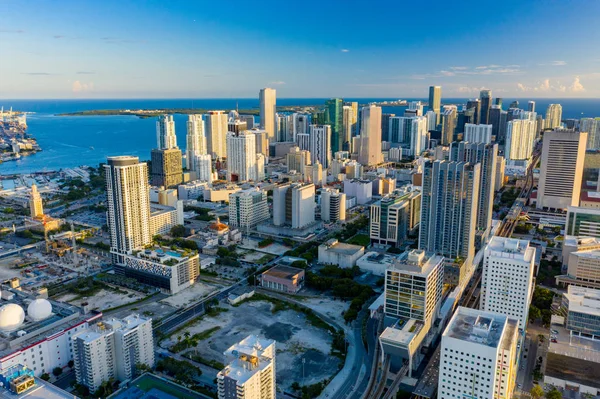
[505,119,536,162]
[206,111,228,159]
[291,113,310,140]
[297,133,310,151]
[464,123,492,144]
[104,156,152,264]
[389,116,428,157]
[425,110,437,132]
[194,154,213,182]
[537,130,587,209]
[481,237,536,330]
[439,307,519,399]
[226,131,258,182]
[186,114,208,171]
[276,113,292,142]
[156,115,177,150]
[72,315,155,393]
[321,188,346,223]
[260,88,277,141]
[580,118,600,150]
[272,183,315,229]
[358,105,383,166]
[309,124,331,169]
[229,189,269,231]
[217,335,276,399]
[545,103,563,129]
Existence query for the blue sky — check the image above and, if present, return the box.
[2,0,600,98]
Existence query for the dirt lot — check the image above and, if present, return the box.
[161,299,342,392]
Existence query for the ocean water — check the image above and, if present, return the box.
[0,98,598,175]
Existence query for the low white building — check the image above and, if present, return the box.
[318,239,365,268]
[356,252,396,276]
[343,179,372,205]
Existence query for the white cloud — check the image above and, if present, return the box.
[552,60,567,66]
[341,49,349,53]
[449,66,468,70]
[72,80,94,93]
[571,76,585,92]
[269,81,285,85]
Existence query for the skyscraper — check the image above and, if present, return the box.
[463,123,492,144]
[528,101,536,113]
[489,105,503,141]
[346,101,359,136]
[428,86,441,125]
[104,156,151,263]
[580,118,600,150]
[186,114,207,173]
[226,131,258,182]
[156,115,177,150]
[479,89,492,124]
[272,183,315,229]
[206,111,228,159]
[217,336,276,399]
[505,119,536,163]
[466,99,481,125]
[29,184,43,218]
[545,104,563,129]
[438,307,519,399]
[381,113,395,142]
[419,160,480,262]
[389,116,428,157]
[358,105,383,166]
[321,188,346,223]
[342,106,355,152]
[450,142,498,238]
[325,98,343,154]
[259,88,277,141]
[481,237,536,330]
[441,105,457,145]
[151,148,183,189]
[537,130,587,209]
[309,124,331,169]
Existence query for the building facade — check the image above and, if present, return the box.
[151,148,183,189]
[156,115,176,150]
[226,131,258,182]
[358,105,383,166]
[259,88,277,141]
[228,189,269,231]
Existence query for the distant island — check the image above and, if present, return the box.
[56,105,324,118]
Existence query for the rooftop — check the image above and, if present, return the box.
[563,235,600,248]
[485,236,535,263]
[444,307,513,348]
[545,352,600,389]
[380,318,424,346]
[319,239,364,255]
[220,336,275,385]
[581,191,600,203]
[134,247,194,266]
[388,250,444,277]
[262,265,304,280]
[110,373,206,399]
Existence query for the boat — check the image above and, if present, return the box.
[89,146,95,150]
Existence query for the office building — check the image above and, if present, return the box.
[463,123,492,144]
[276,114,291,142]
[286,146,310,175]
[566,206,600,239]
[562,286,600,339]
[385,249,444,326]
[481,237,536,330]
[343,179,373,205]
[438,307,519,399]
[272,183,315,229]
[309,124,331,169]
[321,188,346,223]
[228,189,269,231]
[581,117,600,150]
[260,265,305,293]
[72,315,154,393]
[229,119,248,135]
[466,99,481,125]
[156,115,176,150]
[291,113,310,140]
[428,86,441,125]
[217,336,276,399]
[528,101,535,113]
[505,119,536,163]
[370,190,421,248]
[206,111,228,159]
[419,160,480,261]
[151,148,183,189]
[29,184,43,218]
[260,88,277,141]
[489,105,505,140]
[240,115,255,129]
[358,105,383,166]
[557,237,600,289]
[425,110,437,131]
[252,128,269,159]
[342,105,355,152]
[450,142,498,238]
[105,156,152,262]
[325,98,343,154]
[545,104,563,129]
[345,101,359,136]
[537,130,587,209]
[381,113,395,142]
[226,131,258,182]
[479,89,492,125]
[440,106,457,145]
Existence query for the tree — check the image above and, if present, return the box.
[531,385,544,399]
[529,305,541,321]
[291,382,301,391]
[40,373,50,381]
[52,367,63,377]
[546,388,562,399]
[170,225,186,238]
[541,309,552,326]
